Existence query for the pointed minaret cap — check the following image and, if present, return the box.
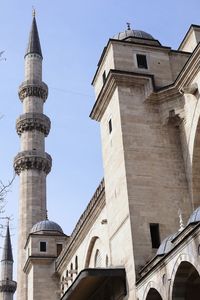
[25,12,42,58]
[1,224,13,262]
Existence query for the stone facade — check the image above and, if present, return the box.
[15,16,200,300]
[57,25,200,299]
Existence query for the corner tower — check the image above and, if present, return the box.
[90,26,192,298]
[14,13,51,300]
[0,224,17,300]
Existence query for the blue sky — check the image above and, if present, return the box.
[0,0,200,279]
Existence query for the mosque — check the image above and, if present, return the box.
[1,12,200,300]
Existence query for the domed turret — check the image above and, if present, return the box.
[112,23,160,46]
[31,219,63,234]
[156,233,177,256]
[113,29,154,41]
[187,207,200,225]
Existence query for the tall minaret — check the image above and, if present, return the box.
[14,12,51,300]
[0,224,17,300]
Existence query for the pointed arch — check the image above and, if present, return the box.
[143,281,163,300]
[84,236,98,268]
[145,288,163,300]
[169,253,200,299]
[172,261,200,299]
[94,249,102,267]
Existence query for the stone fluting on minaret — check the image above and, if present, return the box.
[14,15,51,300]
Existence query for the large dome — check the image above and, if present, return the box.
[156,233,177,256]
[31,219,63,234]
[187,207,200,225]
[113,29,154,41]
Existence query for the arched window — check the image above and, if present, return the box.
[61,276,65,294]
[75,255,78,271]
[172,261,200,299]
[70,262,73,279]
[105,255,109,267]
[65,270,69,287]
[94,249,102,267]
[146,288,162,300]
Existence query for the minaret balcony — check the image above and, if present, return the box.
[16,113,51,136]
[14,150,52,175]
[18,80,48,102]
[0,279,17,293]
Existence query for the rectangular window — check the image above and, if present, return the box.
[149,223,160,248]
[40,241,46,252]
[102,71,106,84]
[108,119,112,134]
[136,54,148,69]
[57,244,63,256]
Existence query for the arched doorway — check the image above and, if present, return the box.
[146,288,162,300]
[172,261,200,299]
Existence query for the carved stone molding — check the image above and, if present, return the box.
[0,280,17,293]
[14,151,52,175]
[56,179,105,270]
[18,81,48,102]
[16,113,51,136]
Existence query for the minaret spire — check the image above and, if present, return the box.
[14,13,51,300]
[1,223,13,262]
[0,223,17,300]
[25,12,42,58]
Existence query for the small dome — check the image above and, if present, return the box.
[156,233,177,256]
[31,219,63,234]
[113,29,154,41]
[187,207,200,225]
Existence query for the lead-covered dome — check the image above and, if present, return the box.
[156,233,177,256]
[113,29,154,41]
[31,219,63,234]
[187,207,200,225]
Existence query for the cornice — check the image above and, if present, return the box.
[24,232,68,250]
[91,38,175,86]
[175,42,200,89]
[147,43,200,103]
[23,256,56,273]
[178,24,200,51]
[91,44,200,114]
[16,113,51,136]
[0,279,17,293]
[18,80,48,102]
[146,86,182,103]
[56,179,105,272]
[90,70,155,121]
[14,150,52,175]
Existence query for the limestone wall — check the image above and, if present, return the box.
[58,206,110,297]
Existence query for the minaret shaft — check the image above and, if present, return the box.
[14,16,51,300]
[0,225,17,300]
[25,56,42,81]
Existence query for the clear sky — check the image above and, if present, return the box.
[0,0,200,281]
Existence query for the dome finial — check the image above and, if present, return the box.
[32,6,36,18]
[178,209,184,232]
[126,22,131,30]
